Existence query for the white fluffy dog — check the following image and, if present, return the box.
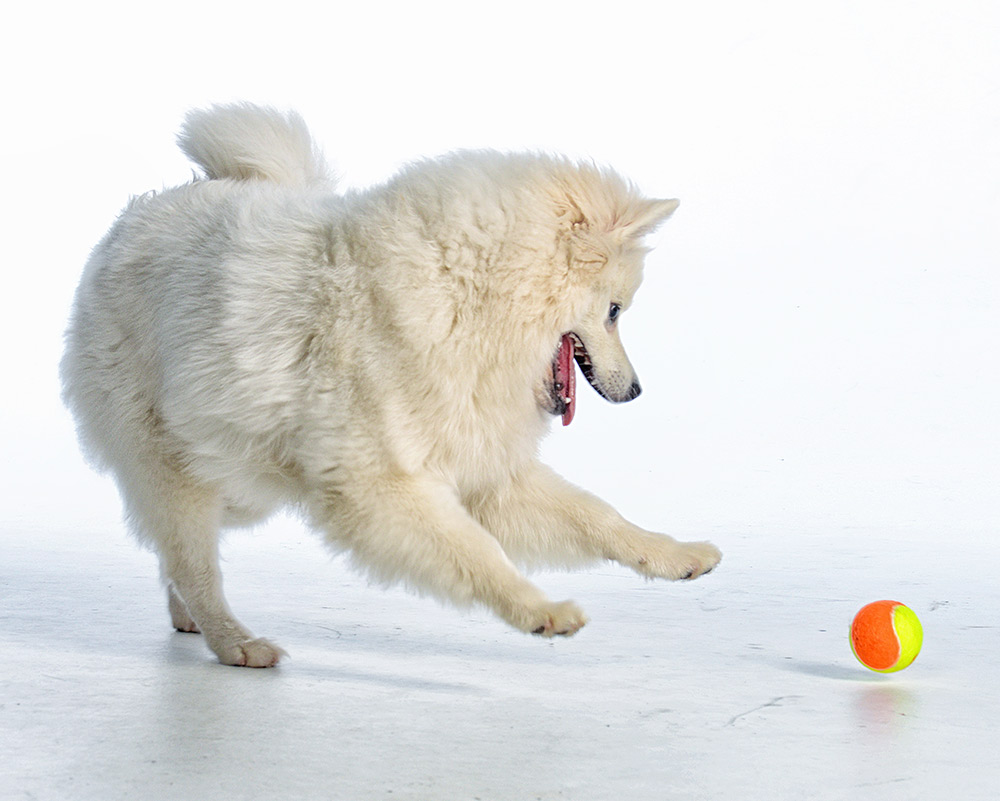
[61,104,721,666]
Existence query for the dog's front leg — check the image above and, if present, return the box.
[469,461,721,580]
[310,471,588,636]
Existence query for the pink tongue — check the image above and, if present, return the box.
[558,334,576,426]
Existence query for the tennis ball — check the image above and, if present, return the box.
[849,600,923,673]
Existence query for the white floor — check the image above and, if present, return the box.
[2,521,998,801]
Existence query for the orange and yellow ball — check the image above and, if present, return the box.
[849,600,923,673]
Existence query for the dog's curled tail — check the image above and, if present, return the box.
[178,103,335,188]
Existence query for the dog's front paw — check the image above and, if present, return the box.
[630,536,721,581]
[526,600,588,638]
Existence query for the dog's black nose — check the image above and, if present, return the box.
[624,380,642,402]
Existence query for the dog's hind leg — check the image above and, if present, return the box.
[312,472,588,637]
[116,456,285,667]
[167,583,200,633]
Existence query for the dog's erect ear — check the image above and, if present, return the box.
[618,198,680,238]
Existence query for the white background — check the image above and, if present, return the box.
[1,3,998,799]
[2,0,997,538]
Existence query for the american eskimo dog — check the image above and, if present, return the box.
[61,104,721,666]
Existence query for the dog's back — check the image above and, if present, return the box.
[60,106,331,488]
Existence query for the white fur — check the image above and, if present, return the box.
[61,104,720,667]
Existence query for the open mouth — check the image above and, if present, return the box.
[546,332,642,425]
[549,332,598,426]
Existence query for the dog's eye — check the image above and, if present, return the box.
[608,303,622,323]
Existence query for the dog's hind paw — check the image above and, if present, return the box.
[167,585,201,633]
[213,637,287,668]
